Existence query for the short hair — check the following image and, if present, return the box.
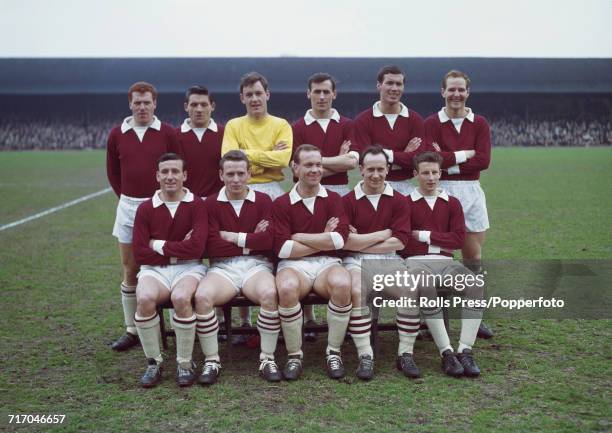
[239,72,269,93]
[308,72,337,91]
[128,81,157,103]
[442,70,471,90]
[219,150,250,171]
[413,151,443,171]
[185,85,215,104]
[360,145,389,166]
[157,152,186,171]
[377,65,405,84]
[293,144,321,164]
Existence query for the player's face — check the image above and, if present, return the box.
[240,81,270,118]
[294,150,323,188]
[307,80,336,113]
[360,153,389,192]
[219,160,251,196]
[377,73,404,105]
[442,77,470,111]
[185,94,215,128]
[129,91,156,126]
[414,161,441,195]
[157,159,186,195]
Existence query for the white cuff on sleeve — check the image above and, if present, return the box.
[279,240,294,259]
[418,231,431,244]
[348,150,360,161]
[237,232,247,248]
[152,240,166,255]
[428,245,441,254]
[447,165,461,175]
[330,232,345,250]
[382,149,394,164]
[454,151,467,164]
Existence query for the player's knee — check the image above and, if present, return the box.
[276,277,299,306]
[171,290,194,316]
[328,271,351,294]
[259,286,278,310]
[194,289,214,313]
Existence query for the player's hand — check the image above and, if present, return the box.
[148,239,158,248]
[432,142,441,152]
[349,224,358,234]
[339,140,351,155]
[465,150,476,159]
[274,141,289,151]
[254,219,269,233]
[324,217,339,232]
[404,137,422,152]
[220,231,238,244]
[411,230,421,240]
[183,229,193,241]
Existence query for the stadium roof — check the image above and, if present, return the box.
[1,58,611,95]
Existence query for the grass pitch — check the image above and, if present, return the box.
[0,148,611,432]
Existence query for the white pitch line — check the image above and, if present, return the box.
[0,187,112,232]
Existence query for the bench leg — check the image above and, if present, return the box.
[158,306,168,350]
[223,304,232,360]
[371,317,380,359]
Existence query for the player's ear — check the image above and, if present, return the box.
[183,169,187,181]
[440,87,445,98]
[265,90,270,101]
[219,169,224,182]
[413,169,418,178]
[184,102,189,112]
[211,101,216,112]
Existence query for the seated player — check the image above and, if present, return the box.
[194,150,281,384]
[401,151,485,377]
[274,144,352,380]
[343,146,419,380]
[132,153,208,388]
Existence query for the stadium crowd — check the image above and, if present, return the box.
[1,113,611,150]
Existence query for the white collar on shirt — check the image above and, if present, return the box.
[437,107,475,123]
[180,117,218,133]
[304,109,341,125]
[289,183,328,204]
[410,188,449,202]
[372,102,409,118]
[354,181,394,200]
[152,188,194,208]
[217,186,256,203]
[121,116,162,134]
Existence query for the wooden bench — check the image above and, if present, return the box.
[158,291,450,353]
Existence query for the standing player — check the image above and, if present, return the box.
[342,146,418,380]
[177,85,224,198]
[292,72,358,196]
[222,72,293,332]
[106,82,178,351]
[132,153,208,387]
[424,70,493,338]
[401,152,484,377]
[222,71,292,200]
[194,150,281,384]
[353,65,429,196]
[274,144,352,380]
